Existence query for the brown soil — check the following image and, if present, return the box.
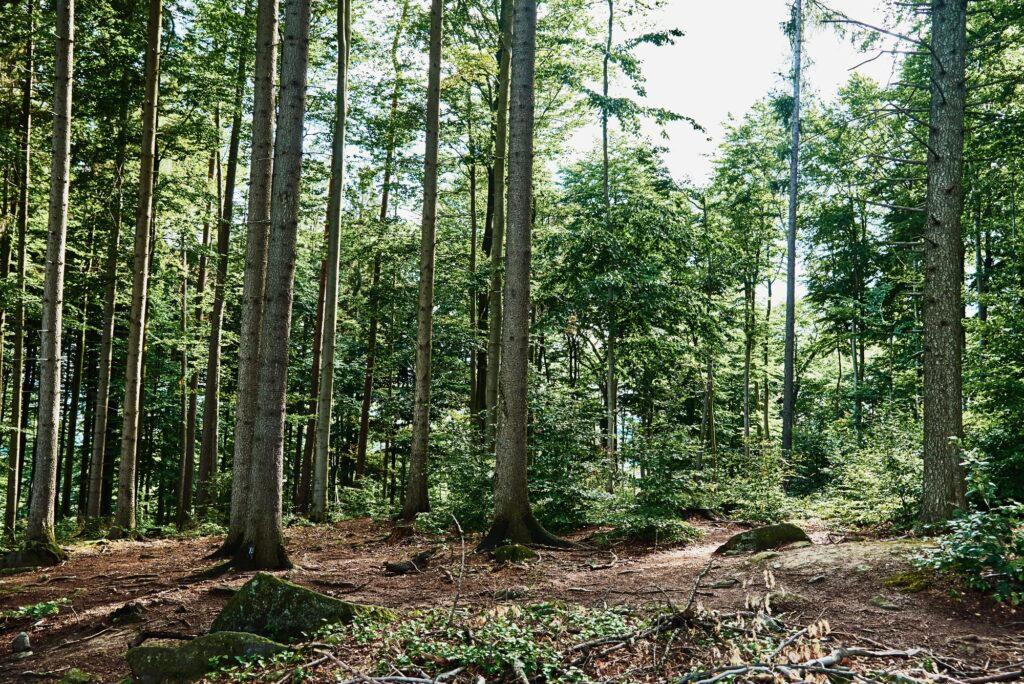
[0,518,1020,682]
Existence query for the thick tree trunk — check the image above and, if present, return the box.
[309,0,350,521]
[401,0,443,521]
[921,0,968,523]
[197,46,247,516]
[781,0,801,454]
[484,0,513,447]
[231,0,312,570]
[112,0,162,537]
[478,0,569,551]
[5,0,33,541]
[27,0,74,554]
[220,0,278,556]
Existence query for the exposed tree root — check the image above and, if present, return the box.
[1,541,68,568]
[475,511,575,552]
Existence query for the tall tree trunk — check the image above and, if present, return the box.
[231,0,312,570]
[309,0,350,521]
[478,0,569,551]
[5,0,33,541]
[297,248,326,513]
[781,0,801,454]
[484,0,513,447]
[86,69,131,523]
[921,0,968,523]
[220,0,278,557]
[26,0,74,556]
[353,1,409,482]
[197,44,247,516]
[112,0,162,537]
[177,150,214,528]
[400,0,443,521]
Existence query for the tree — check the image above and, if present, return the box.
[781,0,802,454]
[24,0,75,561]
[4,0,33,541]
[478,0,570,550]
[310,0,351,522]
[401,0,444,521]
[921,0,968,523]
[219,0,278,556]
[231,0,312,570]
[112,0,163,537]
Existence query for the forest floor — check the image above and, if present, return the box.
[0,518,1020,682]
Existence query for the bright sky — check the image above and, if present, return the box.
[582,0,902,184]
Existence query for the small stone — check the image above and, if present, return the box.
[744,551,780,565]
[807,575,826,584]
[855,564,872,575]
[494,585,530,600]
[12,631,30,652]
[723,550,745,557]
[869,595,901,611]
[493,544,539,564]
[710,579,739,589]
[111,601,146,624]
[767,591,809,610]
[786,541,812,549]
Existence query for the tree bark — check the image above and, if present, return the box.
[26,0,74,553]
[112,0,162,537]
[220,0,278,556]
[478,0,569,551]
[297,246,326,513]
[60,325,85,517]
[400,0,444,521]
[781,0,801,454]
[484,0,513,447]
[231,0,312,570]
[197,42,248,516]
[920,0,968,523]
[310,0,350,522]
[5,0,33,541]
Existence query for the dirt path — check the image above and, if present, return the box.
[0,519,1020,682]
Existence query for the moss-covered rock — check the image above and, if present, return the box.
[211,572,395,641]
[493,544,539,564]
[766,591,809,611]
[126,631,288,683]
[715,524,811,554]
[0,566,38,577]
[882,570,930,593]
[1,542,67,568]
[58,668,96,683]
[744,551,781,565]
[869,594,901,611]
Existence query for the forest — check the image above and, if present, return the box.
[0,0,1021,680]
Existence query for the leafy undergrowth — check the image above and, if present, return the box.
[203,599,942,683]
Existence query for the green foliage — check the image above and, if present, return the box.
[338,603,640,680]
[3,598,69,618]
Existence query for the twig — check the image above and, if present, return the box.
[684,560,714,613]
[59,625,115,647]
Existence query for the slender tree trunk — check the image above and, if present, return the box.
[232,0,312,570]
[921,0,968,523]
[400,0,444,521]
[354,254,380,480]
[297,249,326,513]
[26,0,74,555]
[177,151,214,528]
[112,0,162,537]
[60,325,85,516]
[86,71,130,523]
[484,0,513,447]
[220,0,278,556]
[478,0,569,551]
[310,0,350,521]
[781,0,801,454]
[197,44,247,516]
[5,0,33,541]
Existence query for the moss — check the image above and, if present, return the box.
[58,668,96,683]
[1,542,67,568]
[126,631,288,683]
[767,591,809,611]
[744,551,781,565]
[211,572,395,641]
[883,570,931,593]
[0,566,37,577]
[715,523,811,554]
[493,544,539,563]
